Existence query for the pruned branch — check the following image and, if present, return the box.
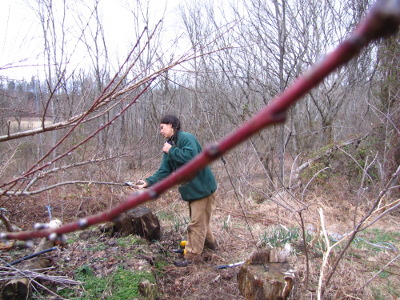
[0,181,132,196]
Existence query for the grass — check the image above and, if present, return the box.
[57,265,156,299]
[344,228,400,299]
[171,216,189,234]
[156,209,189,235]
[371,280,400,300]
[88,243,108,252]
[353,228,400,252]
[258,224,301,248]
[115,235,147,247]
[153,258,169,278]
[38,229,160,300]
[386,281,400,298]
[107,267,156,300]
[256,225,399,298]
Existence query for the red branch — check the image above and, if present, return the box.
[2,0,399,242]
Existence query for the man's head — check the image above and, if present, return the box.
[159,115,181,139]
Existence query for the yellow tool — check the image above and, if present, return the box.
[173,248,186,255]
[173,240,188,254]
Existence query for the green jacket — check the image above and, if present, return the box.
[145,131,217,201]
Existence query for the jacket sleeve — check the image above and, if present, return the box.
[145,154,173,186]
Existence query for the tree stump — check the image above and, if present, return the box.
[113,206,161,241]
[237,249,295,300]
[138,279,158,299]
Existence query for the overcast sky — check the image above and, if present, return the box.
[0,0,186,81]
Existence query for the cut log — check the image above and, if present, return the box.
[113,206,161,241]
[237,249,295,300]
[2,279,30,300]
[2,219,62,300]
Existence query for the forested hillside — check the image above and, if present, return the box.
[0,0,399,299]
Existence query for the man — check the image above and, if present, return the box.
[136,115,218,267]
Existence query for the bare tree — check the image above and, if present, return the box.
[0,0,200,203]
[371,32,400,191]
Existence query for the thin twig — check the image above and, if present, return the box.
[317,208,331,300]
[362,254,400,288]
[298,211,310,292]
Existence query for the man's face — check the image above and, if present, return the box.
[160,123,174,139]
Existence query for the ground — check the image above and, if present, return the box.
[1,182,399,299]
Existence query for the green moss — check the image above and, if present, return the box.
[153,258,168,278]
[300,138,382,189]
[88,243,108,251]
[58,265,156,299]
[378,271,390,279]
[116,235,147,247]
[109,267,155,300]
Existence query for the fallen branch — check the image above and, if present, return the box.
[0,181,135,196]
[0,267,81,286]
[2,220,62,300]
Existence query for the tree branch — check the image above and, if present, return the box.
[1,0,399,246]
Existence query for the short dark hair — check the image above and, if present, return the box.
[160,114,181,131]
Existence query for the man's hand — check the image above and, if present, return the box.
[136,180,148,189]
[163,142,172,153]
